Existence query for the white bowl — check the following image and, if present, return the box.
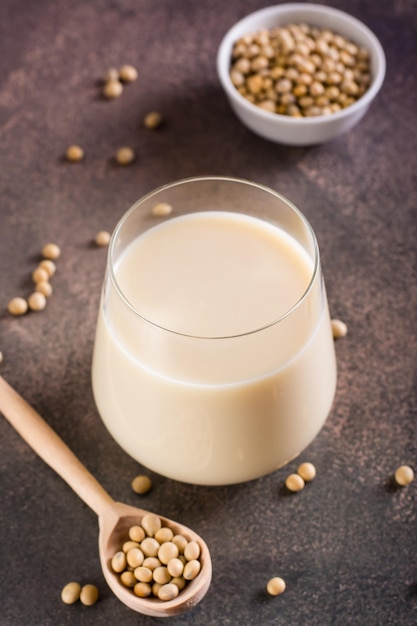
[217,3,386,145]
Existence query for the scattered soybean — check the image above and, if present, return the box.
[61,581,82,604]
[65,145,84,162]
[285,473,305,492]
[103,79,123,99]
[35,281,53,298]
[151,202,173,217]
[266,576,286,596]
[119,64,138,83]
[79,584,99,606]
[94,230,111,247]
[38,260,56,277]
[394,465,414,486]
[7,297,28,316]
[115,146,135,165]
[331,318,348,339]
[32,267,49,284]
[131,474,152,494]
[42,243,61,260]
[297,462,316,482]
[103,68,119,82]
[7,244,61,316]
[144,111,163,129]
[28,292,47,312]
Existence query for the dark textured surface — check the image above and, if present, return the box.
[0,1,416,625]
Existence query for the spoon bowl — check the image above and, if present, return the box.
[99,500,211,616]
[0,375,212,617]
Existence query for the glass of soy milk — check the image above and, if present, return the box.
[92,177,337,485]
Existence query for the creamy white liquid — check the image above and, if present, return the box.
[92,211,337,484]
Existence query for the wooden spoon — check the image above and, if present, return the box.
[0,375,212,617]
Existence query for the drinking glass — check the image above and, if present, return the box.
[92,177,337,485]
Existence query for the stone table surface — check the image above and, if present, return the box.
[0,1,416,625]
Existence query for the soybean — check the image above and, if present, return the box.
[129,525,146,542]
[61,581,82,604]
[119,64,138,83]
[172,534,188,554]
[32,267,49,284]
[394,465,414,486]
[94,230,111,247]
[104,68,119,82]
[158,541,179,565]
[39,260,56,277]
[144,111,163,129]
[7,297,28,316]
[123,540,140,553]
[143,557,162,571]
[184,541,200,561]
[126,547,145,568]
[134,566,153,583]
[42,243,61,260]
[331,318,348,339]
[141,513,161,537]
[153,566,171,585]
[111,551,127,573]
[297,462,316,482]
[151,202,173,217]
[65,145,84,162]
[131,474,152,494]
[103,79,123,99]
[80,584,99,606]
[183,559,201,581]
[134,582,152,597]
[115,146,135,165]
[267,576,286,596]
[158,583,179,601]
[141,537,160,557]
[155,527,174,544]
[285,473,305,492]
[171,576,186,591]
[167,558,184,578]
[121,570,137,587]
[28,292,47,312]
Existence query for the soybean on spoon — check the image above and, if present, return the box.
[0,375,212,617]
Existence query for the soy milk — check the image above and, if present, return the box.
[92,211,336,484]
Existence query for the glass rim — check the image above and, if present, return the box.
[107,175,321,340]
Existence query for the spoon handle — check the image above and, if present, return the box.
[0,375,114,517]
